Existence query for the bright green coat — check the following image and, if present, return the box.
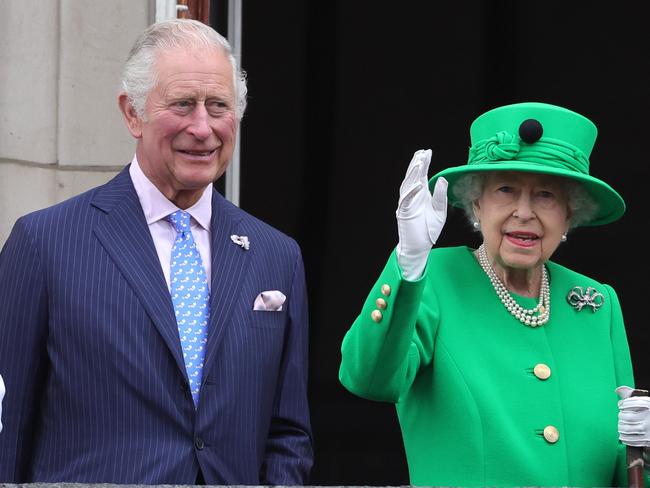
[340,246,638,487]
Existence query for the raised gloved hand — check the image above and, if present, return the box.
[616,385,650,447]
[396,149,448,280]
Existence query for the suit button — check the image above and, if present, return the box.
[375,298,387,310]
[381,284,391,297]
[543,426,559,444]
[195,437,205,450]
[371,310,383,323]
[533,363,551,380]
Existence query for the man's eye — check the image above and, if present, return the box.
[172,100,193,110]
[207,100,229,114]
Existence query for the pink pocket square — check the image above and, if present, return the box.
[253,290,286,311]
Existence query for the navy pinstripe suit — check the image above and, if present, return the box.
[0,167,313,484]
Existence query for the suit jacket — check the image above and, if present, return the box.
[0,167,313,484]
[340,246,638,486]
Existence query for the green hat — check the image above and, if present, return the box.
[429,102,625,226]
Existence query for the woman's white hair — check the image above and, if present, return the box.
[120,19,247,120]
[452,171,599,231]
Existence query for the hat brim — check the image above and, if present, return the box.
[429,160,625,227]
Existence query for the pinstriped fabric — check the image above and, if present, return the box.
[0,167,313,484]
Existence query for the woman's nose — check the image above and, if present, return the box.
[512,194,535,220]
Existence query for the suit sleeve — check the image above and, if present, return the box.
[339,249,436,403]
[259,247,314,484]
[0,217,49,482]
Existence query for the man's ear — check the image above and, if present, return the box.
[118,93,143,139]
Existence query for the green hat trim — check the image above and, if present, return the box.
[429,102,625,227]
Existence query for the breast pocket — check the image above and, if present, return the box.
[251,309,287,329]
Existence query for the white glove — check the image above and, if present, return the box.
[616,385,650,447]
[0,374,4,432]
[396,149,448,280]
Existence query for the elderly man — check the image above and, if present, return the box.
[0,19,313,484]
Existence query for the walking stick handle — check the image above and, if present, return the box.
[628,388,649,488]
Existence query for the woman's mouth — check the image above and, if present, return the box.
[506,231,539,247]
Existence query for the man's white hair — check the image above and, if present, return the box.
[120,18,247,120]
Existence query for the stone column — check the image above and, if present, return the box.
[0,0,152,245]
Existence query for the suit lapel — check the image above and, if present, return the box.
[91,168,187,378]
[203,190,252,376]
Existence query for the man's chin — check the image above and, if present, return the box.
[174,163,225,183]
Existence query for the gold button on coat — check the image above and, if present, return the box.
[543,426,559,443]
[375,298,387,310]
[371,310,383,323]
[534,363,551,380]
[381,284,391,297]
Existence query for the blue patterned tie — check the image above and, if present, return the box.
[167,210,209,407]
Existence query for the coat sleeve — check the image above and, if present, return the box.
[339,249,438,403]
[605,283,649,487]
[0,217,49,482]
[607,284,634,390]
[259,246,314,484]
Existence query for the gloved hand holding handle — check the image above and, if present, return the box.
[396,149,448,280]
[616,385,650,488]
[617,386,650,447]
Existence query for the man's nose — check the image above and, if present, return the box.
[186,104,212,139]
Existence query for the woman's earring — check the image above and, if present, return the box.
[561,233,567,242]
[473,221,480,230]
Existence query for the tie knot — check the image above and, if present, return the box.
[167,210,191,234]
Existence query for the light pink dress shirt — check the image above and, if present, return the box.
[129,156,212,292]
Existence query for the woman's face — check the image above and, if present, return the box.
[473,171,571,271]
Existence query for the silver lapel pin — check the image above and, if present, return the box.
[566,286,604,312]
[230,234,250,250]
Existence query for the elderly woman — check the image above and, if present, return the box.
[339,102,650,486]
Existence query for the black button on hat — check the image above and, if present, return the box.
[519,118,543,143]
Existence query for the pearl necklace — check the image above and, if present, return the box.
[477,244,550,327]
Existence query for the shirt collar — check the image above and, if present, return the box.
[129,155,213,231]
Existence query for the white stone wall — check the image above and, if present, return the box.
[0,0,153,245]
